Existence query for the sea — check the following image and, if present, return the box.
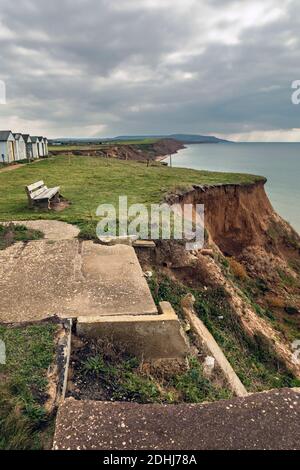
[171,143,300,234]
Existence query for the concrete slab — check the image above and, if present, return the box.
[71,242,157,317]
[0,240,157,323]
[9,220,80,240]
[53,388,300,450]
[76,302,189,359]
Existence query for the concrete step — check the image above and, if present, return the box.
[76,301,189,360]
[53,388,300,450]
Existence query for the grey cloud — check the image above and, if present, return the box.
[0,0,299,138]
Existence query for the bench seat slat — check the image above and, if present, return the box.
[31,186,48,199]
[27,180,45,192]
[33,186,60,200]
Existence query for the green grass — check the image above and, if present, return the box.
[49,138,160,151]
[77,344,231,404]
[148,273,300,392]
[0,223,43,250]
[49,138,159,151]
[0,323,58,449]
[50,144,111,151]
[0,155,263,238]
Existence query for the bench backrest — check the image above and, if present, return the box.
[25,180,47,200]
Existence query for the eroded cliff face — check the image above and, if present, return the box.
[50,139,184,161]
[139,180,300,383]
[169,179,299,258]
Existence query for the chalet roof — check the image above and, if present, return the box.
[31,136,40,143]
[13,133,24,141]
[0,130,13,141]
[22,134,32,143]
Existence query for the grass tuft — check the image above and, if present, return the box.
[0,323,58,449]
[0,223,43,250]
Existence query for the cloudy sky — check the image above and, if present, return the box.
[0,0,299,140]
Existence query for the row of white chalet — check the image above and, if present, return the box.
[0,130,49,163]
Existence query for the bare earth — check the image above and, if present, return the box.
[0,164,24,173]
[0,234,157,323]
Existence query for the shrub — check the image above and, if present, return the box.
[265,295,286,309]
[228,258,248,280]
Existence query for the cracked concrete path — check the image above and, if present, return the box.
[0,239,157,323]
[9,219,80,240]
[53,388,300,450]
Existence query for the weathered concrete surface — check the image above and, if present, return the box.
[77,301,189,359]
[181,296,248,397]
[133,240,156,248]
[0,240,157,323]
[53,388,300,450]
[9,219,80,240]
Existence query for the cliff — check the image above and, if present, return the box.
[141,179,300,382]
[167,179,299,258]
[50,139,184,161]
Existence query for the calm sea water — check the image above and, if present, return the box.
[172,143,300,233]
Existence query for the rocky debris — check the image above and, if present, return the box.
[200,248,214,257]
[203,356,215,377]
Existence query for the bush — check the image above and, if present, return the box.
[265,295,286,309]
[228,258,248,280]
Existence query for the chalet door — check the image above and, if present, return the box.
[9,141,15,162]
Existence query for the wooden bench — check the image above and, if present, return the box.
[25,180,60,209]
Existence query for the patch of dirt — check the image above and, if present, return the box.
[0,163,24,173]
[67,336,231,404]
[51,200,70,212]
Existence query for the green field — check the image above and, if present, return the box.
[49,138,158,151]
[49,144,110,151]
[0,155,263,236]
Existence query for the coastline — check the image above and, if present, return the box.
[164,142,300,234]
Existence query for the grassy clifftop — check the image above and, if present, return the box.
[0,155,263,231]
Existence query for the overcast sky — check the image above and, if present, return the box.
[0,0,299,140]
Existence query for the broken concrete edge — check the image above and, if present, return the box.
[181,301,248,397]
[97,235,138,246]
[56,318,72,402]
[0,316,72,409]
[63,309,159,318]
[76,301,190,361]
[98,237,157,248]
[133,240,156,248]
